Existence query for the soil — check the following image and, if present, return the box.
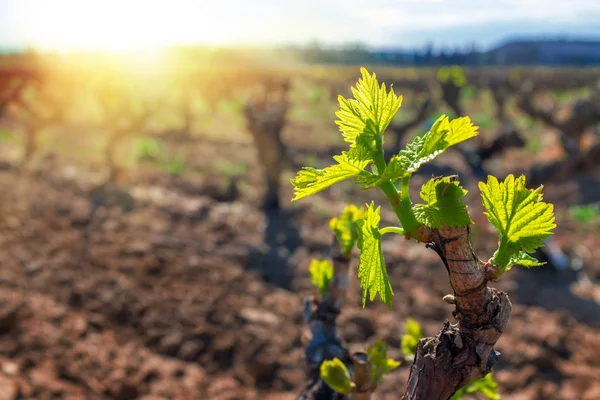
[0,146,599,400]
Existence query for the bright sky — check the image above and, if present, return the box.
[1,0,599,51]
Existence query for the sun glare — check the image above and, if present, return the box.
[16,0,239,52]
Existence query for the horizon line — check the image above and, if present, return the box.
[2,33,600,55]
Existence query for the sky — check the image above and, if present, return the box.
[1,0,599,51]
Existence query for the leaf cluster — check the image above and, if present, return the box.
[437,65,467,87]
[308,259,334,298]
[291,67,555,307]
[367,341,400,386]
[320,340,399,395]
[329,204,366,256]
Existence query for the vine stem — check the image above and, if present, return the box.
[379,226,405,236]
[401,174,411,203]
[372,137,420,239]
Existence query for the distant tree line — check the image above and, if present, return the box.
[288,39,600,67]
[3,38,600,68]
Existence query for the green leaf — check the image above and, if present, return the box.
[291,150,371,201]
[407,115,478,172]
[329,205,367,256]
[308,259,334,298]
[335,67,402,148]
[401,317,422,361]
[356,202,394,308]
[445,116,479,146]
[354,172,381,189]
[413,177,472,229]
[508,251,546,268]
[479,174,556,276]
[320,358,353,395]
[437,66,467,87]
[367,340,400,386]
[378,115,478,183]
[450,373,501,400]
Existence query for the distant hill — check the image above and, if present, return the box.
[486,39,600,66]
[290,38,600,67]
[1,38,599,67]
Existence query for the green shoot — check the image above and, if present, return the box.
[367,340,400,386]
[450,373,501,400]
[320,342,399,394]
[329,204,366,257]
[401,317,422,361]
[308,259,334,298]
[335,67,402,148]
[479,174,556,277]
[437,66,467,87]
[291,68,554,307]
[320,358,353,395]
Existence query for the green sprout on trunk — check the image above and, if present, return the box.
[291,67,555,308]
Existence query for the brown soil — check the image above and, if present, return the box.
[0,150,598,400]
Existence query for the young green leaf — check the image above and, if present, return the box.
[335,67,402,148]
[450,373,501,400]
[308,259,334,298]
[479,174,555,276]
[413,177,472,229]
[401,317,422,361]
[356,202,394,308]
[367,340,401,386]
[291,149,371,201]
[320,358,353,395]
[354,172,382,189]
[379,115,479,183]
[507,251,546,268]
[437,66,468,87]
[408,115,478,171]
[329,205,367,256]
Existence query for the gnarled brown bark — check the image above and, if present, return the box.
[403,225,511,400]
[298,219,513,400]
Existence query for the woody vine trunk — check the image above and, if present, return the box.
[402,225,511,400]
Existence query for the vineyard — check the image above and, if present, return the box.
[0,53,599,399]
